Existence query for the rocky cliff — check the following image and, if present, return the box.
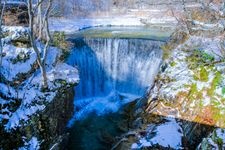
[0,27,79,149]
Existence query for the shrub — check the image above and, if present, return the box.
[52,31,71,60]
[193,66,209,82]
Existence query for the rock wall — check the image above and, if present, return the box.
[0,86,75,149]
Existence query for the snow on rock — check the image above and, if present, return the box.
[149,117,183,149]
[191,20,225,32]
[128,35,225,150]
[2,26,29,43]
[19,137,40,150]
[47,63,79,84]
[1,44,36,81]
[198,128,225,149]
[184,36,224,61]
[3,60,79,130]
[131,117,183,149]
[5,105,46,130]
[2,26,29,35]
[0,26,79,131]
[1,26,33,81]
[0,82,18,96]
[145,35,225,130]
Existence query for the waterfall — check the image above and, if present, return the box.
[67,38,163,121]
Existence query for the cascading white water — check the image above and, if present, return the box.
[67,37,164,121]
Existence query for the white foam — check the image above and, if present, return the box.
[67,91,138,127]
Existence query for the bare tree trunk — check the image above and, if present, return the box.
[27,0,48,89]
[170,0,193,35]
[0,0,6,67]
[43,0,52,42]
[41,0,52,87]
[181,0,192,34]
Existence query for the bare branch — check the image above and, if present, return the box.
[33,0,45,11]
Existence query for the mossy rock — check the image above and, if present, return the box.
[53,31,71,61]
[207,71,222,96]
[193,66,209,82]
[186,50,215,69]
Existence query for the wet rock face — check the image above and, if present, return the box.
[32,86,75,149]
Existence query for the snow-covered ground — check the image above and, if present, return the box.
[19,137,40,150]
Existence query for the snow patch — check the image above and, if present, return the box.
[132,117,183,149]
[150,118,183,149]
[19,137,40,150]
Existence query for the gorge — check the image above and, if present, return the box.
[64,27,174,149]
[64,24,225,149]
[0,0,225,149]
